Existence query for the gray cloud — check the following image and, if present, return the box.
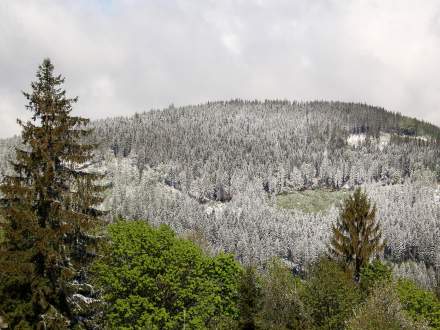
[1,0,440,138]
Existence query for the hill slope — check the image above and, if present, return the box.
[91,100,440,198]
[1,100,440,280]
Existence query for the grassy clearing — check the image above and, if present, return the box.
[276,189,349,213]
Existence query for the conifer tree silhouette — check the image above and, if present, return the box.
[329,188,384,281]
[0,59,105,328]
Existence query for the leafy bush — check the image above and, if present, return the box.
[360,259,393,293]
[396,278,440,329]
[258,258,311,329]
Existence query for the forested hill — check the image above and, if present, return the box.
[2,99,440,200]
[95,100,440,157]
[89,100,440,199]
[1,100,440,276]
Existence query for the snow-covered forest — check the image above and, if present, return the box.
[92,100,440,193]
[1,100,439,288]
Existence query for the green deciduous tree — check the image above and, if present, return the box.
[347,282,430,330]
[258,258,311,330]
[329,187,384,281]
[359,259,392,294]
[396,278,440,329]
[94,220,241,329]
[301,258,361,330]
[0,59,104,328]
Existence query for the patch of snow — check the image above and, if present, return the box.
[71,294,99,305]
[347,132,391,150]
[378,133,391,151]
[406,135,429,142]
[435,186,440,203]
[161,184,182,196]
[342,183,352,190]
[205,202,226,215]
[347,133,366,147]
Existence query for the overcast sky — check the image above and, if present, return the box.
[1,0,440,138]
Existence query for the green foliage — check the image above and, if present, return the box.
[359,259,392,293]
[329,187,384,280]
[257,258,311,330]
[0,59,104,328]
[237,265,263,330]
[94,220,241,329]
[276,189,348,214]
[396,278,440,329]
[398,115,440,139]
[301,258,361,330]
[347,282,430,330]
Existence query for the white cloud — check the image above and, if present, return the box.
[221,33,242,55]
[0,96,22,138]
[1,0,440,138]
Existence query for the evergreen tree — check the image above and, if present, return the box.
[0,59,104,328]
[329,187,384,281]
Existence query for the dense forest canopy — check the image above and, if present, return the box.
[91,100,440,195]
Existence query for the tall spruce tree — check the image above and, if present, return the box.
[329,188,384,281]
[0,59,105,328]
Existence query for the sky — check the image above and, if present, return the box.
[1,0,440,138]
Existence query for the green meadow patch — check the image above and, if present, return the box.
[276,189,349,213]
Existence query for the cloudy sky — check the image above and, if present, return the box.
[1,0,440,138]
